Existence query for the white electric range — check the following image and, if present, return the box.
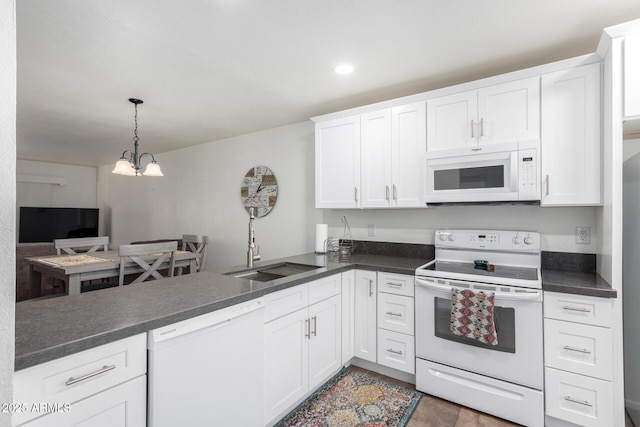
[415,229,544,427]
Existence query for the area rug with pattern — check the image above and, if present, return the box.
[274,368,422,427]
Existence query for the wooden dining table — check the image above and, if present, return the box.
[26,250,198,296]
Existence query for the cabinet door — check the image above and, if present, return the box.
[477,76,540,145]
[427,90,477,151]
[625,33,640,118]
[20,376,146,427]
[263,308,309,424]
[315,115,360,208]
[541,63,601,206]
[391,102,427,207]
[341,270,356,364]
[354,270,377,362]
[308,294,342,390]
[361,109,392,208]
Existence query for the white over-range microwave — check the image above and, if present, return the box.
[425,140,540,204]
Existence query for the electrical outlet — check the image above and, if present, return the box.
[575,226,591,244]
[367,224,376,237]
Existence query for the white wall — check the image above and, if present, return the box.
[16,159,97,239]
[97,121,323,270]
[322,206,598,253]
[1,1,16,425]
[624,137,640,421]
[96,116,600,274]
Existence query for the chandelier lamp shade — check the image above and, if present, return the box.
[112,98,164,177]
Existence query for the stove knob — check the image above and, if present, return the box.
[512,236,522,244]
[524,236,534,245]
[448,234,456,241]
[439,234,448,241]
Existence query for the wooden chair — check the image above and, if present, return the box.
[52,236,111,292]
[54,236,109,255]
[177,234,209,275]
[118,241,177,286]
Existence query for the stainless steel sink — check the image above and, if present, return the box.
[225,262,322,282]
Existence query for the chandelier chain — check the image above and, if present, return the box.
[133,103,139,145]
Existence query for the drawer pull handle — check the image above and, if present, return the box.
[562,305,591,313]
[65,364,116,386]
[386,282,403,288]
[369,280,374,297]
[563,345,592,354]
[564,396,593,407]
[305,318,310,339]
[387,348,403,355]
[386,311,403,317]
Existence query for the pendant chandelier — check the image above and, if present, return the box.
[112,98,163,177]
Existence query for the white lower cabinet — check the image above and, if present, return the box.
[376,272,415,374]
[354,270,377,362]
[13,334,147,427]
[263,275,342,425]
[544,292,615,427]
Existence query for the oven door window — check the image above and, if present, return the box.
[433,296,515,353]
[433,165,505,190]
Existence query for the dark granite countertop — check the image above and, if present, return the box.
[541,269,616,299]
[15,252,426,371]
[15,248,615,371]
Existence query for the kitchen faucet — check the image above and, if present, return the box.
[247,207,261,267]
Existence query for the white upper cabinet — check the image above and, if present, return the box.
[391,102,427,207]
[625,32,640,119]
[427,77,540,151]
[541,63,602,206]
[315,115,360,208]
[360,102,426,208]
[361,109,392,208]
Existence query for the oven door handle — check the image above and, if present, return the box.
[415,277,542,301]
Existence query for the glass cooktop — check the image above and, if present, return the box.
[421,260,539,282]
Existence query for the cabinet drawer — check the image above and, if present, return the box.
[377,273,414,297]
[544,319,613,380]
[377,329,415,374]
[545,367,613,427]
[544,292,612,327]
[14,334,146,426]
[264,284,308,323]
[18,375,146,427]
[308,274,341,305]
[377,293,414,335]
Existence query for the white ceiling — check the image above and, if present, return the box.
[17,0,640,167]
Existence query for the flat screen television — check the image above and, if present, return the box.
[19,207,99,243]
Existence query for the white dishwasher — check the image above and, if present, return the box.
[147,298,265,427]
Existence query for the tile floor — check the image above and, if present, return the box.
[348,366,522,427]
[350,366,638,427]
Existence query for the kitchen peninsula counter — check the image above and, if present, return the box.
[15,252,426,371]
[16,249,615,371]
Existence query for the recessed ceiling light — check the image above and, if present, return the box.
[334,64,354,75]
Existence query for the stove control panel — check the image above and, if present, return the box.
[435,230,540,252]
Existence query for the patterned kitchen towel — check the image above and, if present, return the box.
[450,287,498,345]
